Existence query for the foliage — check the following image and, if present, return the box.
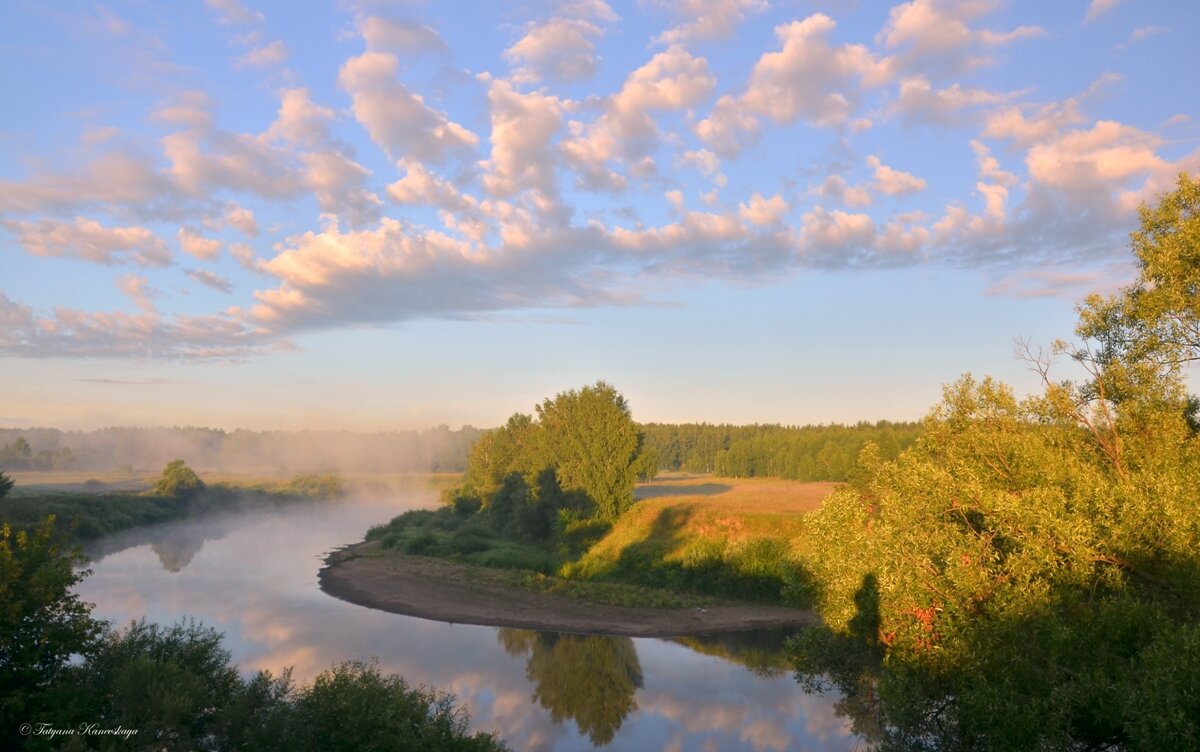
[790,174,1200,750]
[0,437,77,472]
[5,514,507,751]
[0,494,186,540]
[0,467,12,498]
[291,660,504,752]
[0,518,105,748]
[535,382,644,520]
[282,473,345,499]
[641,420,921,480]
[152,460,206,499]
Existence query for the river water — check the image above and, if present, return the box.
[76,483,862,751]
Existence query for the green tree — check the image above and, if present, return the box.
[152,459,205,499]
[0,467,12,498]
[0,518,105,746]
[536,382,645,520]
[791,175,1200,750]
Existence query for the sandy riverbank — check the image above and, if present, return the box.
[318,541,816,637]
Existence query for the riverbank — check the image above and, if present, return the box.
[318,541,817,637]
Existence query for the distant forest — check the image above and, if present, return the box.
[0,426,483,474]
[1,420,921,481]
[641,421,922,481]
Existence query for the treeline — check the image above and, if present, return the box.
[0,426,482,474]
[641,421,922,481]
[2,422,923,482]
[0,437,76,471]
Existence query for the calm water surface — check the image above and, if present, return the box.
[75,483,863,751]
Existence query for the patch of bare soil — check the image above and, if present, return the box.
[318,542,816,637]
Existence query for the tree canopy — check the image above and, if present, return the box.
[152,459,206,500]
[456,382,648,534]
[791,174,1200,750]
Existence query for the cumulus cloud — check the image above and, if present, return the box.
[695,14,891,156]
[867,155,926,196]
[738,193,789,226]
[479,80,566,200]
[339,52,478,162]
[359,17,445,54]
[878,0,1044,76]
[179,227,222,260]
[505,16,608,84]
[563,45,714,189]
[651,0,767,46]
[5,216,172,266]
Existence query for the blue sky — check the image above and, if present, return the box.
[1,0,1196,431]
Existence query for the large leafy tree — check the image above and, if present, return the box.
[536,381,644,520]
[791,175,1200,750]
[456,382,647,525]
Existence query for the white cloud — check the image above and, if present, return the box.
[359,17,445,54]
[505,17,606,84]
[266,88,334,147]
[5,216,172,267]
[867,155,926,196]
[236,40,289,69]
[563,45,715,188]
[116,273,157,312]
[798,207,876,262]
[1085,0,1122,23]
[744,15,893,127]
[815,174,873,209]
[479,80,566,200]
[878,0,1044,76]
[205,0,264,25]
[179,227,222,261]
[652,0,767,45]
[891,76,1017,125]
[339,52,479,162]
[738,193,789,226]
[695,14,892,155]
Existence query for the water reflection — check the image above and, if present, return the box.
[73,489,864,751]
[499,630,642,745]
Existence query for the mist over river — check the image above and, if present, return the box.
[75,480,863,751]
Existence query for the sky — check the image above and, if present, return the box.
[1,0,1197,432]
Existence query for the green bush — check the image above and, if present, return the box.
[152,460,205,499]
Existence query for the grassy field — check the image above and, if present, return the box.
[563,475,836,602]
[367,474,838,606]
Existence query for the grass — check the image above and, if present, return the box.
[366,474,837,608]
[563,476,833,603]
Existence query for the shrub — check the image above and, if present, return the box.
[152,460,205,499]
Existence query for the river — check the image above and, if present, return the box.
[76,481,863,751]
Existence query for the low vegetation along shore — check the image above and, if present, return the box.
[0,461,345,542]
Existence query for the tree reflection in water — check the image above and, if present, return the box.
[498,629,643,746]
